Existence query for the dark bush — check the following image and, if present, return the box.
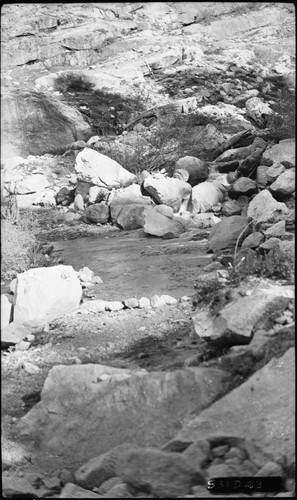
[54,72,95,93]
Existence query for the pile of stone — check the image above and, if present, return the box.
[2,132,294,245]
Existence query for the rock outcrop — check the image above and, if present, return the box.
[1,91,92,159]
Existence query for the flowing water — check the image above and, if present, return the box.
[52,230,212,301]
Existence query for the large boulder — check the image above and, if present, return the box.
[213,129,256,159]
[177,348,295,467]
[269,168,295,200]
[174,156,209,187]
[241,231,264,249]
[15,174,50,194]
[75,148,136,189]
[215,136,264,164]
[142,177,192,212]
[75,444,205,496]
[208,215,250,253]
[264,220,286,239]
[109,184,154,225]
[113,204,152,230]
[193,284,293,345]
[55,186,75,206]
[228,177,257,199]
[1,91,92,159]
[191,182,225,214]
[143,206,187,237]
[237,137,267,177]
[109,184,153,207]
[247,189,289,223]
[13,265,82,323]
[256,163,286,188]
[1,294,12,330]
[84,203,110,224]
[221,199,242,216]
[115,447,206,497]
[245,97,276,127]
[261,139,295,168]
[17,364,229,469]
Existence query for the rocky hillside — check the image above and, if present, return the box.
[1,3,296,499]
[1,2,295,158]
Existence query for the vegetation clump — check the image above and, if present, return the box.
[1,198,47,281]
[228,246,293,286]
[54,72,95,93]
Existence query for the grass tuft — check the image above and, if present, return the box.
[1,203,48,281]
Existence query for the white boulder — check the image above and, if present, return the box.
[247,190,289,223]
[75,148,136,188]
[143,205,187,237]
[143,177,192,212]
[191,182,225,213]
[1,294,12,329]
[16,174,50,194]
[14,265,82,323]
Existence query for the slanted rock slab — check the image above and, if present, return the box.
[177,348,295,467]
[17,364,229,469]
[193,284,293,345]
[208,215,250,253]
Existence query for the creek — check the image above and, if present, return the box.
[52,229,212,301]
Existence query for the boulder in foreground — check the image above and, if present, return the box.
[17,364,229,469]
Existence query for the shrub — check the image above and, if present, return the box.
[1,209,46,281]
[228,246,293,286]
[54,72,95,93]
